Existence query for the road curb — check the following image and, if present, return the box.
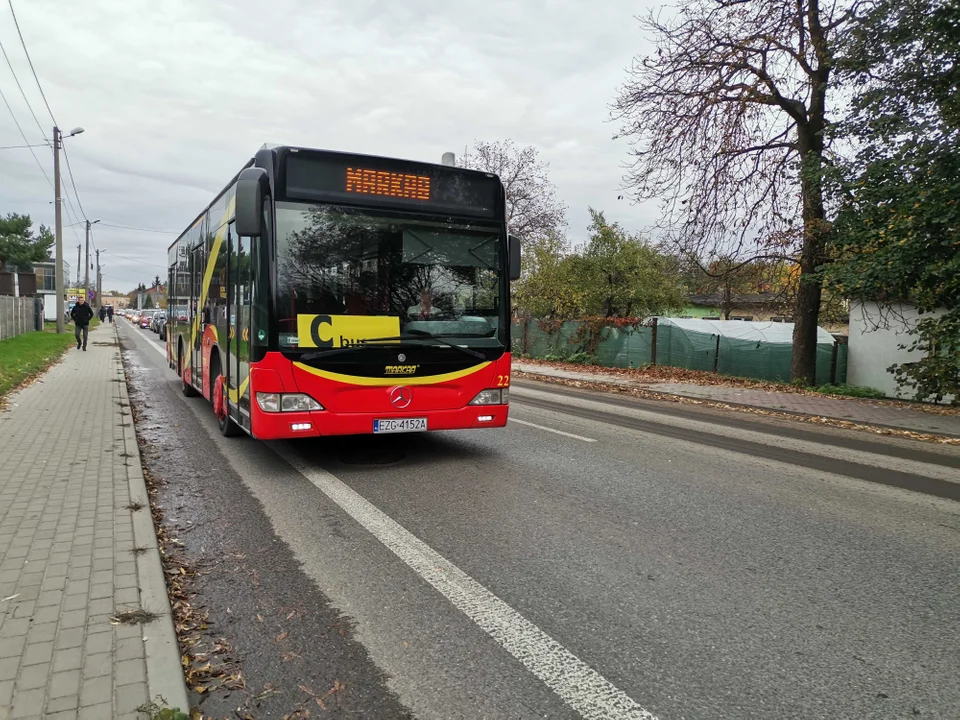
[114,323,191,712]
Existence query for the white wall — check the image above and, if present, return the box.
[847,301,950,401]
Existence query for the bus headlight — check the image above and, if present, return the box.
[281,394,323,412]
[257,393,324,412]
[469,389,508,406]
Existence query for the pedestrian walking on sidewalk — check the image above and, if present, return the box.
[107,304,114,322]
[99,305,107,323]
[70,296,94,351]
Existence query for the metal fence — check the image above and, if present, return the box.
[513,317,848,385]
[0,296,45,341]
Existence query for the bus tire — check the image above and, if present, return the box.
[179,342,199,397]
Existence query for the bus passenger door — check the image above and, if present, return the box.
[190,244,205,387]
[231,227,252,425]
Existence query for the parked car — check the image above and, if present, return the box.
[157,314,168,340]
[150,311,166,334]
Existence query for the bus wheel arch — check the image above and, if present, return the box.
[209,346,241,437]
[179,337,199,397]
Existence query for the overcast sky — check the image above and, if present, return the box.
[1,0,659,292]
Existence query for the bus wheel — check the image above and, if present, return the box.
[214,374,241,437]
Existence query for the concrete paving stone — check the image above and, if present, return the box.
[112,624,140,642]
[50,649,82,674]
[112,659,144,689]
[87,585,112,602]
[49,670,80,699]
[89,571,111,587]
[10,603,35,620]
[83,633,112,657]
[45,710,78,720]
[115,683,146,715]
[13,664,48,691]
[54,629,85,651]
[20,641,53,667]
[0,620,29,639]
[35,590,63,608]
[0,679,11,704]
[30,606,60,626]
[14,574,41,590]
[78,675,111,708]
[61,594,88,612]
[26,624,57,645]
[10,687,44,718]
[45,694,79,713]
[0,659,17,683]
[77,703,110,720]
[87,598,113,617]
[79,654,110,680]
[114,638,143,663]
[58,611,86,630]
[90,559,112,574]
[0,638,26,660]
[113,588,139,605]
[10,588,38,603]
[64,580,88,597]
[65,568,90,582]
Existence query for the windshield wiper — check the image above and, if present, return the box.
[299,331,488,362]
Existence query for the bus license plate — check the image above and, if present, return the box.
[373,418,428,434]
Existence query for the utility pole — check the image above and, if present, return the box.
[84,220,91,298]
[54,126,64,333]
[76,244,81,286]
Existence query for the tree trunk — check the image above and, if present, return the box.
[791,119,827,385]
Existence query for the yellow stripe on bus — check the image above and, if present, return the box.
[182,196,236,368]
[292,361,491,387]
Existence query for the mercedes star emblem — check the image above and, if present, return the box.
[389,386,412,409]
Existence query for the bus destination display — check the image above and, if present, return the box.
[283,153,497,217]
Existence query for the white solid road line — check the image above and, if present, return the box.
[510,417,597,442]
[272,443,657,720]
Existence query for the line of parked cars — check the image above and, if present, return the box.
[122,308,167,339]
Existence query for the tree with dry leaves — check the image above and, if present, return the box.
[458,139,567,247]
[611,0,851,383]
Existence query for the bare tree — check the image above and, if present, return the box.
[611,0,850,383]
[459,140,567,245]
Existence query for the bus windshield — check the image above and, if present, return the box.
[275,202,506,350]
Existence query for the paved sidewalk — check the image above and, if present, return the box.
[0,324,187,719]
[515,362,960,437]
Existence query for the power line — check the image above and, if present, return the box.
[0,80,52,188]
[100,222,178,234]
[60,143,87,220]
[7,0,56,124]
[0,34,43,136]
[100,250,166,270]
[0,142,45,149]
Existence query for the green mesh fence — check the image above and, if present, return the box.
[513,318,846,384]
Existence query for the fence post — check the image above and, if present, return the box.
[650,317,658,366]
[713,334,721,372]
[830,340,839,385]
[522,316,529,356]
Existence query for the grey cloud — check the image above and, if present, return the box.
[1,0,660,290]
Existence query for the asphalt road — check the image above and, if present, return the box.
[119,321,960,720]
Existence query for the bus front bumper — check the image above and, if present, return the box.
[251,405,509,439]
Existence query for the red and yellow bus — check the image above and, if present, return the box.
[167,145,520,438]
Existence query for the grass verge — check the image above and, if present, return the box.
[0,328,77,399]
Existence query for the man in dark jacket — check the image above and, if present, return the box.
[70,297,94,351]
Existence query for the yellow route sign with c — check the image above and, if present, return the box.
[296,314,400,349]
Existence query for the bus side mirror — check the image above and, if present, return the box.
[508,234,522,281]
[236,167,269,237]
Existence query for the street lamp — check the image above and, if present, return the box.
[53,126,84,333]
